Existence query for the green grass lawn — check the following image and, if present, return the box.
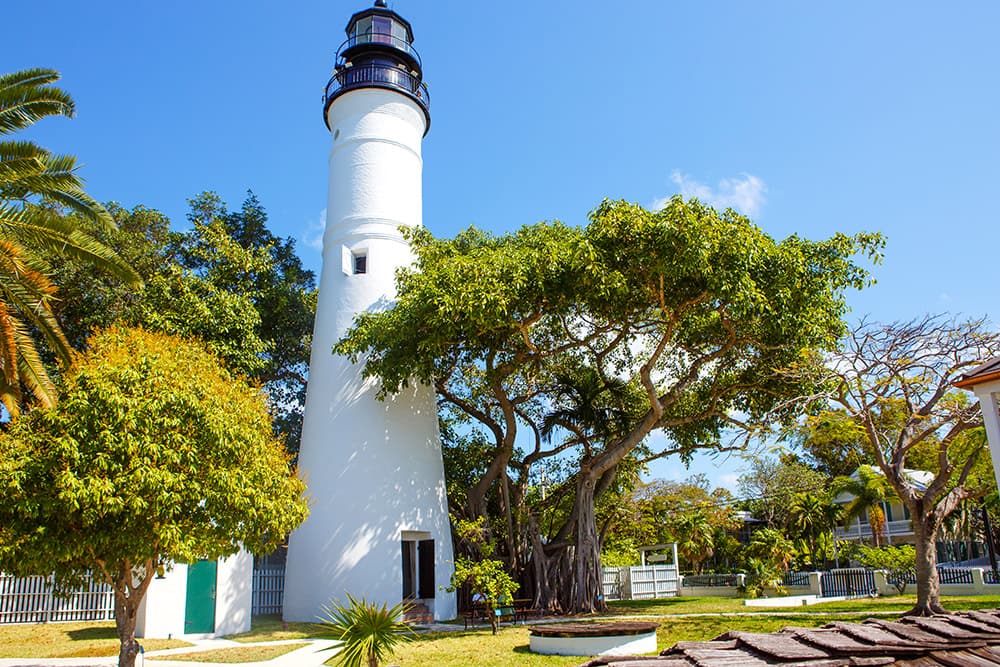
[5,595,999,664]
[225,615,333,643]
[150,642,309,663]
[0,621,190,658]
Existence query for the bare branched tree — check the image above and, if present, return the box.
[806,315,1000,615]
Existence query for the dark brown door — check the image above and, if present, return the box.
[401,542,415,598]
[418,539,435,599]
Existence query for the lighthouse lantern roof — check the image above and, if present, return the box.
[345,2,414,44]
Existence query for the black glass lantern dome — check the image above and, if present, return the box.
[323,0,430,132]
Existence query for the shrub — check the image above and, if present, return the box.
[319,594,415,667]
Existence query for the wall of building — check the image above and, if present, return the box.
[136,563,188,639]
[136,551,252,639]
[215,551,253,636]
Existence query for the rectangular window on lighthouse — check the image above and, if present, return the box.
[353,252,367,275]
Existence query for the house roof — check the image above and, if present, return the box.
[833,467,933,504]
[575,609,1000,667]
[954,356,1000,389]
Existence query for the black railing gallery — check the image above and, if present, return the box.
[324,63,430,114]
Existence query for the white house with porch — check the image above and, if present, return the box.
[832,467,933,545]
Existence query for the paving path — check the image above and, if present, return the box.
[0,638,340,667]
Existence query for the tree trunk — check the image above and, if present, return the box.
[114,588,141,667]
[528,516,563,613]
[570,471,604,613]
[112,560,156,667]
[908,516,946,616]
[869,505,885,548]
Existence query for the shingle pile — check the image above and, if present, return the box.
[575,610,1000,667]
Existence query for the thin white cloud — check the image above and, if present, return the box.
[717,473,740,493]
[655,171,767,217]
[302,208,326,251]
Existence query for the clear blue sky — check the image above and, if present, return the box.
[7,1,999,491]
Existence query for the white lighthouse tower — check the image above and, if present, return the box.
[283,1,456,622]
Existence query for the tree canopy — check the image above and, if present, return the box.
[338,196,882,611]
[47,193,316,451]
[737,454,828,528]
[0,326,308,666]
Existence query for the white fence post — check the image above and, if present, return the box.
[44,574,54,623]
[972,568,986,594]
[808,572,822,596]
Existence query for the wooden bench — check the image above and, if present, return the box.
[462,599,539,629]
[513,598,542,622]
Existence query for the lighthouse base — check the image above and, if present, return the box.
[283,377,456,623]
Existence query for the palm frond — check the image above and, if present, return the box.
[0,236,72,367]
[0,151,114,229]
[0,375,21,418]
[37,186,114,230]
[12,319,58,408]
[0,140,49,161]
[0,68,63,91]
[0,207,141,286]
[0,68,75,135]
[0,203,32,228]
[0,302,23,418]
[0,156,46,184]
[0,301,20,386]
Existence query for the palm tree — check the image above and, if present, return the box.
[832,465,896,547]
[541,368,631,449]
[671,511,716,573]
[748,527,797,571]
[787,492,829,567]
[0,68,139,414]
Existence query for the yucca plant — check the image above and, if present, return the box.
[0,68,140,415]
[319,594,416,667]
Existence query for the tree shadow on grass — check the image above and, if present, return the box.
[67,626,117,641]
[514,644,559,655]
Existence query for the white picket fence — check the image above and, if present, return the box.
[602,565,679,601]
[252,567,284,616]
[0,573,114,624]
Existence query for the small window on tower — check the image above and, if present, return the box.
[353,252,367,275]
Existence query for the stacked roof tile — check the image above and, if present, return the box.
[576,610,1000,667]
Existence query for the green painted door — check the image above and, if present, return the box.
[184,560,217,634]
